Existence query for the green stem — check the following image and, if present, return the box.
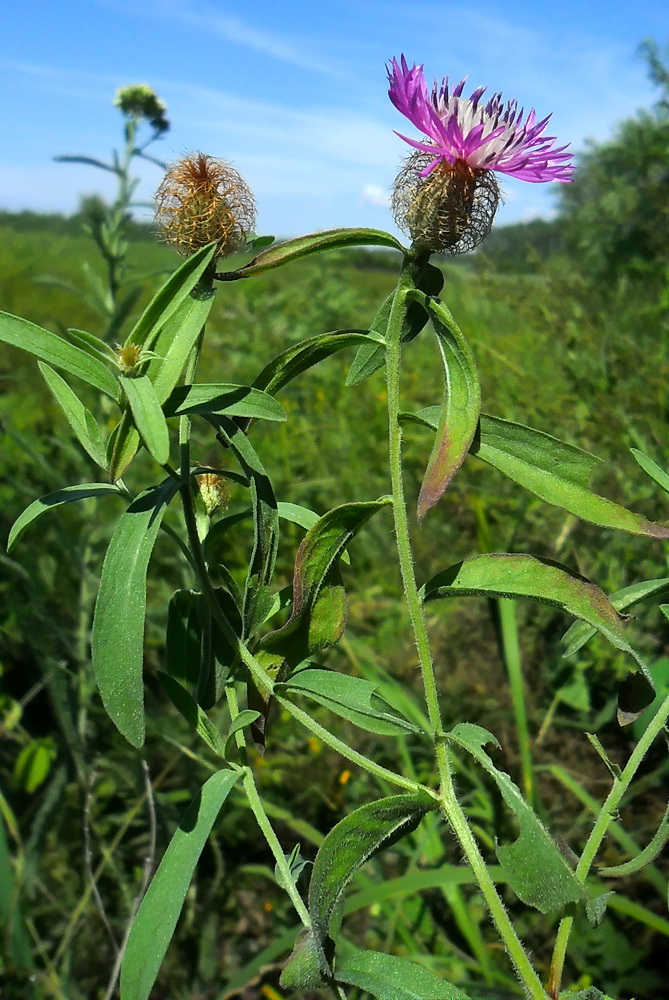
[548,692,669,997]
[385,256,548,1000]
[224,685,311,928]
[498,598,535,806]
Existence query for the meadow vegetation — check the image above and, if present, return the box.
[1,43,669,1000]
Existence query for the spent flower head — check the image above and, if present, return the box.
[155,153,256,260]
[113,84,169,133]
[387,56,574,253]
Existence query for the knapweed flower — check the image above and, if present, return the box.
[155,153,256,259]
[387,56,574,253]
[113,84,169,133]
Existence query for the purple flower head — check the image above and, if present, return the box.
[387,55,574,183]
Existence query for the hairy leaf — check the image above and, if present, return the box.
[562,577,669,657]
[120,769,240,1000]
[8,483,121,551]
[91,481,179,746]
[336,951,470,1000]
[163,382,286,421]
[448,724,583,913]
[120,375,170,466]
[157,673,226,757]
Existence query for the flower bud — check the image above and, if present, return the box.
[391,150,500,254]
[155,153,256,260]
[113,84,169,132]
[195,473,231,517]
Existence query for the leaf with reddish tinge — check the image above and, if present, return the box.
[423,553,655,724]
[406,291,480,521]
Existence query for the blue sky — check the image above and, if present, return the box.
[2,0,667,238]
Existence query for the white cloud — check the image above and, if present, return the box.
[360,184,389,207]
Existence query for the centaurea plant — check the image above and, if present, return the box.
[2,57,668,1000]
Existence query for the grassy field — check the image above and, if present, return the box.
[1,215,668,999]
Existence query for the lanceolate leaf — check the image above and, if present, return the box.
[407,291,481,521]
[163,382,286,421]
[210,416,279,639]
[277,667,420,735]
[125,242,217,348]
[120,769,240,1000]
[630,447,669,495]
[157,673,226,757]
[422,553,655,721]
[0,311,120,400]
[346,260,444,387]
[562,577,669,657]
[336,951,471,1000]
[261,499,392,661]
[599,799,669,879]
[91,481,179,747]
[448,723,583,913]
[120,375,170,466]
[218,229,403,280]
[39,362,107,467]
[8,483,122,552]
[253,329,384,397]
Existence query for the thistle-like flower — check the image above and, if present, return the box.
[387,56,574,253]
[155,153,256,260]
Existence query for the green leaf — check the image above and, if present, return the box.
[559,990,615,1000]
[210,417,279,639]
[599,801,669,878]
[125,242,217,348]
[471,414,669,539]
[224,709,261,756]
[0,809,33,972]
[261,499,392,666]
[120,769,240,1000]
[448,723,583,913]
[561,577,669,657]
[0,310,120,400]
[407,291,481,521]
[120,375,170,466]
[308,794,436,948]
[65,327,118,363]
[278,667,420,735]
[37,361,107,469]
[91,481,179,746]
[157,673,226,756]
[336,951,471,1000]
[346,261,444,387]
[423,552,655,723]
[163,382,286,421]
[7,483,121,552]
[110,281,217,480]
[221,229,403,279]
[630,447,669,494]
[165,590,203,689]
[253,329,384,396]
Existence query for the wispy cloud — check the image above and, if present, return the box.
[91,0,351,80]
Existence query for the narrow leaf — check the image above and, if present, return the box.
[120,769,240,1000]
[220,229,403,279]
[423,553,656,721]
[8,483,121,552]
[407,291,481,520]
[65,327,117,363]
[336,951,470,1000]
[346,261,444,387]
[599,801,669,878]
[562,577,669,657]
[120,375,170,466]
[630,448,669,495]
[210,417,279,639]
[0,311,120,399]
[157,673,226,756]
[261,499,391,664]
[278,667,420,735]
[471,414,669,539]
[91,481,179,746]
[253,329,383,397]
[308,794,436,948]
[448,724,583,913]
[163,383,286,421]
[39,362,107,467]
[125,242,216,347]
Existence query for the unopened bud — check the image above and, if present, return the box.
[195,473,231,517]
[113,84,169,132]
[155,153,256,260]
[391,151,500,254]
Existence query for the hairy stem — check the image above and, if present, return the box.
[385,256,548,1000]
[548,692,669,997]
